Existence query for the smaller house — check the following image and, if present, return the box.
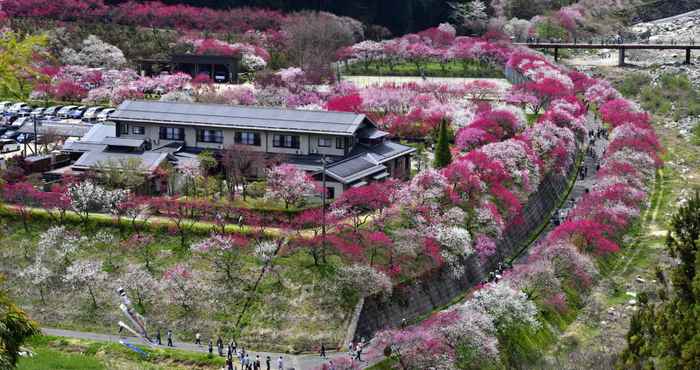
[48,124,171,192]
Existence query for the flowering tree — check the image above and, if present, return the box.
[66,181,128,225]
[192,234,249,288]
[162,264,199,315]
[265,164,317,209]
[331,182,395,231]
[2,182,40,231]
[117,264,161,314]
[63,259,106,308]
[337,264,392,298]
[120,233,157,273]
[61,35,127,69]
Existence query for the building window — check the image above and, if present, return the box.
[159,126,185,141]
[235,131,260,146]
[119,123,129,135]
[272,134,300,149]
[336,137,345,149]
[197,129,223,143]
[131,126,145,135]
[318,137,332,147]
[326,186,335,199]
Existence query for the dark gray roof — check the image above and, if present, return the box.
[111,100,370,136]
[325,154,387,183]
[100,137,145,148]
[350,141,416,162]
[18,122,91,137]
[72,151,168,173]
[62,141,108,153]
[82,124,115,142]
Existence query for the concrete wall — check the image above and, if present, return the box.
[353,160,577,341]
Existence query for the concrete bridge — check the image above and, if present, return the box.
[515,42,700,66]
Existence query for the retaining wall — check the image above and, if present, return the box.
[353,159,577,341]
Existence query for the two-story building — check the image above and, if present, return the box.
[108,100,415,198]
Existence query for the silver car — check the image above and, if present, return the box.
[82,106,104,121]
[96,108,115,122]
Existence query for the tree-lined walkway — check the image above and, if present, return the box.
[516,41,700,65]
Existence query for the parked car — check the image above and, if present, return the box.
[68,106,87,119]
[16,133,35,144]
[82,106,105,121]
[1,130,20,140]
[30,107,45,117]
[57,105,77,118]
[0,101,13,113]
[0,139,20,153]
[9,116,30,130]
[7,102,29,115]
[96,108,115,121]
[42,105,63,118]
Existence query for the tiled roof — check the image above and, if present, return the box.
[111,100,370,136]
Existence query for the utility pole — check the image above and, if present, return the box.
[33,114,38,155]
[321,155,328,263]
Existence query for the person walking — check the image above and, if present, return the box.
[166,329,174,347]
[195,332,201,345]
[328,360,336,370]
[226,357,234,370]
[217,336,224,357]
[254,355,261,370]
[266,356,271,370]
[155,329,161,345]
[277,356,284,370]
[208,339,213,355]
[320,343,326,359]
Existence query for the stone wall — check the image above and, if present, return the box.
[352,160,577,341]
[632,0,700,23]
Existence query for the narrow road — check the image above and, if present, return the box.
[42,327,360,370]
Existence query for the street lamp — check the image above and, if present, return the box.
[32,114,39,155]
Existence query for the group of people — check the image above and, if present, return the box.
[200,334,284,370]
[153,329,174,347]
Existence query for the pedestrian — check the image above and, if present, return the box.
[401,318,407,328]
[208,339,213,355]
[217,336,223,356]
[356,342,362,361]
[244,354,251,370]
[255,355,261,370]
[320,343,326,358]
[328,360,336,370]
[227,344,232,360]
[156,329,161,345]
[266,355,271,370]
[277,356,284,370]
[167,329,174,347]
[226,357,234,370]
[195,332,201,345]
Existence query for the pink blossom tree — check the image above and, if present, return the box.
[265,164,318,209]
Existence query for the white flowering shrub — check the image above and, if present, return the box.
[67,181,128,220]
[242,53,267,71]
[464,282,540,330]
[61,35,127,69]
[337,264,392,297]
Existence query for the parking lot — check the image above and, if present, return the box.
[0,101,115,159]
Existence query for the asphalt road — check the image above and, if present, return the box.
[41,327,378,370]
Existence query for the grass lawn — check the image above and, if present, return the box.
[17,335,226,370]
[342,59,504,78]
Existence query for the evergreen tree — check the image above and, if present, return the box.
[0,275,39,368]
[433,119,452,169]
[618,191,700,369]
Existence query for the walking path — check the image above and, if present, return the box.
[42,327,362,370]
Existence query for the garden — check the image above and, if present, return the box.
[0,1,664,369]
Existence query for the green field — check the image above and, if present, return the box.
[342,59,504,78]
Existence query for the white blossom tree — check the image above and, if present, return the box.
[338,264,393,298]
[61,35,127,69]
[116,264,161,314]
[63,259,107,308]
[67,181,128,224]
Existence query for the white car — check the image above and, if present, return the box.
[96,108,115,122]
[7,102,29,114]
[57,105,78,118]
[0,101,13,113]
[82,106,104,121]
[0,139,20,153]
